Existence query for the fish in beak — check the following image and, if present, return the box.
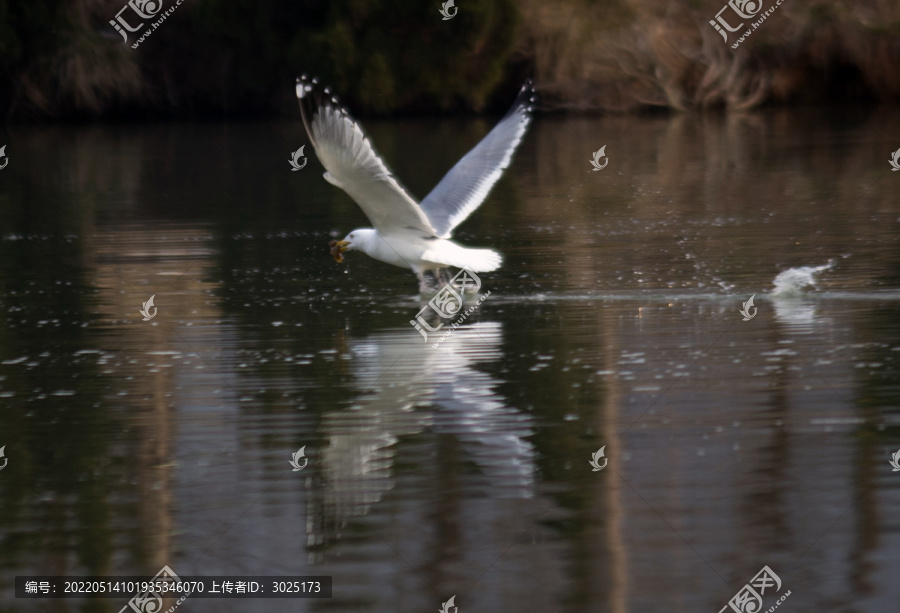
[328,240,350,263]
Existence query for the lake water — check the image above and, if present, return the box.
[1,107,900,612]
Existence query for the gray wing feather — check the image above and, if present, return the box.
[419,80,534,238]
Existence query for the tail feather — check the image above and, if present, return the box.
[422,242,502,272]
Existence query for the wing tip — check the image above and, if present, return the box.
[514,78,537,116]
[297,75,352,121]
[296,74,317,100]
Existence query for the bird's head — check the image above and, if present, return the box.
[328,229,375,263]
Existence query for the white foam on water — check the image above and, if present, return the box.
[771,261,834,297]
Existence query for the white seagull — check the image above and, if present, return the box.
[296,75,534,292]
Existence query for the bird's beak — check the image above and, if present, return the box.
[328,240,350,263]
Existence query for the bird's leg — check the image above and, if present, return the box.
[415,270,431,295]
[422,269,438,292]
[435,267,447,287]
[437,267,454,288]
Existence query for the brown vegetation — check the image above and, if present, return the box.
[519,0,900,112]
[1,0,899,120]
[2,1,142,119]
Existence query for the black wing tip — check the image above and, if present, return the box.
[295,74,324,100]
[296,76,360,149]
[295,74,312,100]
[507,78,536,116]
[297,75,340,148]
[296,74,347,116]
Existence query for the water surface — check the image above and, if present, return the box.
[1,108,900,612]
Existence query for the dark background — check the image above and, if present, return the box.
[1,0,899,121]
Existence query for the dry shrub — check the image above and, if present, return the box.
[8,0,142,118]
[518,0,900,112]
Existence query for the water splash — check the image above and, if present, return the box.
[772,261,834,297]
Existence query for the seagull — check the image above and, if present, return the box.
[296,75,535,292]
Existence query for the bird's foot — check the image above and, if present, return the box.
[435,268,454,287]
[416,270,441,295]
[416,273,434,295]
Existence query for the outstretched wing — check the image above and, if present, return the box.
[296,76,436,235]
[419,80,535,238]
